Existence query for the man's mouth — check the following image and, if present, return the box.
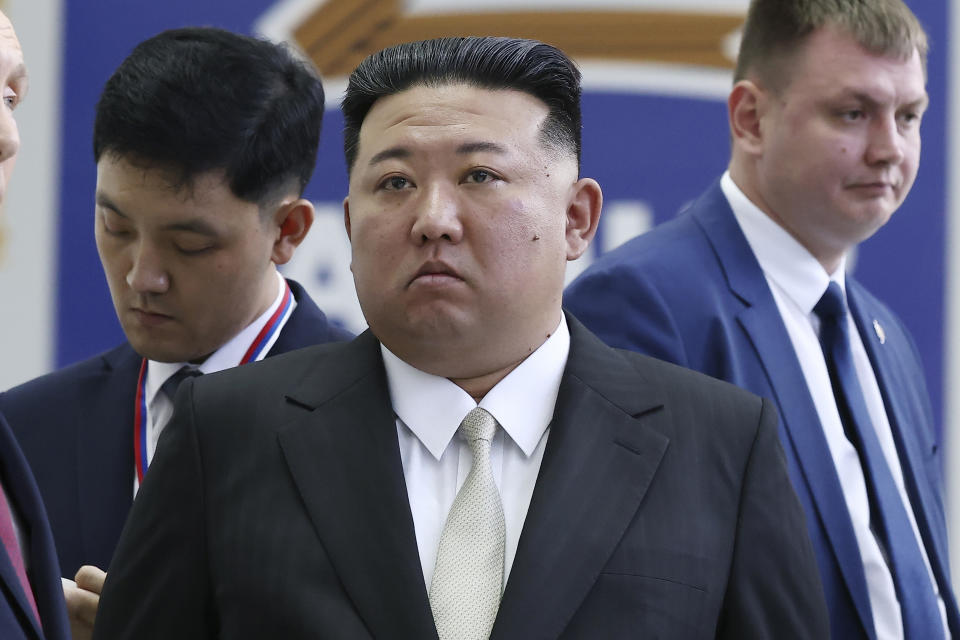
[131,307,174,325]
[408,261,464,287]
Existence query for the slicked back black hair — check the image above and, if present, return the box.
[342,36,581,173]
[94,27,325,205]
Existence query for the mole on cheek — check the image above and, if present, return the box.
[532,234,540,241]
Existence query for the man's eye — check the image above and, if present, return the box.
[176,245,213,256]
[101,215,129,236]
[899,111,921,126]
[839,110,864,122]
[380,176,412,191]
[464,169,498,184]
[3,91,17,111]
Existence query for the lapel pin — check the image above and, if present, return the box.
[873,319,886,345]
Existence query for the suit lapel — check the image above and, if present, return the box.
[848,285,960,631]
[692,187,876,636]
[277,333,438,639]
[492,320,669,639]
[0,415,46,639]
[79,345,140,572]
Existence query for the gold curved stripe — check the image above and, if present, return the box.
[294,1,744,77]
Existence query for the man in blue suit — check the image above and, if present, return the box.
[0,27,350,636]
[567,1,957,638]
[0,10,71,640]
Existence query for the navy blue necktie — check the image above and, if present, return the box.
[160,366,202,403]
[815,282,942,639]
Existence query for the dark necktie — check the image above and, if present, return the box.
[0,484,40,627]
[815,282,942,639]
[160,366,202,403]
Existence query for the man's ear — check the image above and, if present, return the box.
[728,79,769,156]
[343,197,352,242]
[565,177,602,261]
[270,198,315,265]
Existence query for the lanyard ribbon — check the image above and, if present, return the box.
[134,281,293,484]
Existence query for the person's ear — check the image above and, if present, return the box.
[343,197,351,242]
[565,178,603,260]
[270,198,315,265]
[729,79,770,156]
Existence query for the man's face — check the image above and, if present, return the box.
[0,11,27,254]
[345,84,590,378]
[751,26,927,267]
[95,155,281,362]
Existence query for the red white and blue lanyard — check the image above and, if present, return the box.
[134,281,294,484]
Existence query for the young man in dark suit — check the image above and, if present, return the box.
[0,27,351,636]
[567,1,956,638]
[95,36,828,639]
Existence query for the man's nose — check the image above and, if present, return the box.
[865,115,906,167]
[0,108,20,165]
[126,242,170,294]
[410,184,464,245]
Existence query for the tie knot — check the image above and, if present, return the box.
[458,407,497,444]
[160,366,202,402]
[814,281,847,322]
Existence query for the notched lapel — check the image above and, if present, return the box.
[737,299,875,635]
[277,345,438,640]
[692,191,876,635]
[493,325,669,639]
[78,345,141,572]
[0,422,45,639]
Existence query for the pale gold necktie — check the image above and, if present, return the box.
[429,407,506,640]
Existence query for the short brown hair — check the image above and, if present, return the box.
[734,0,928,89]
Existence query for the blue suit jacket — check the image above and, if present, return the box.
[0,411,69,639]
[0,280,352,579]
[565,181,960,640]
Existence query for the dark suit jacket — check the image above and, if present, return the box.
[0,411,70,639]
[0,280,351,579]
[565,180,960,639]
[93,316,828,639]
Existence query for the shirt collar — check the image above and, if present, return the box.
[720,171,846,314]
[381,314,570,460]
[145,270,290,405]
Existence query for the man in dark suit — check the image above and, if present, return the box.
[0,27,350,636]
[0,10,71,640]
[94,36,828,639]
[566,1,957,638]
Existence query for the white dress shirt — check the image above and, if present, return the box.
[135,270,296,495]
[721,171,948,640]
[382,314,569,588]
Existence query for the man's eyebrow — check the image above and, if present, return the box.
[10,62,26,81]
[907,93,930,111]
[96,192,127,217]
[164,219,219,236]
[95,192,218,236]
[457,141,508,155]
[841,90,930,111]
[368,147,411,166]
[367,141,509,166]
